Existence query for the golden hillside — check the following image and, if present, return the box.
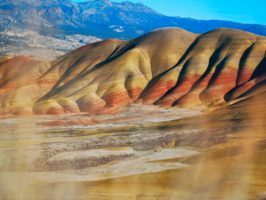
[0,28,265,115]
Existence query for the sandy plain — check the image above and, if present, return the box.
[0,103,265,200]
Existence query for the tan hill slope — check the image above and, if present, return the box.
[0,56,54,115]
[0,28,265,116]
[141,29,266,107]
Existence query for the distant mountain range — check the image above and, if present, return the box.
[1,0,266,39]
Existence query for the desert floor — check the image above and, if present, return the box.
[0,104,265,200]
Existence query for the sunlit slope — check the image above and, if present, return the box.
[0,28,265,115]
[35,28,197,114]
[0,56,53,115]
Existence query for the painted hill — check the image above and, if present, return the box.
[0,0,266,40]
[0,28,265,116]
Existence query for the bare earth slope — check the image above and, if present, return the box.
[0,29,100,60]
[0,28,265,115]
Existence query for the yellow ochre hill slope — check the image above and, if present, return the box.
[0,28,265,116]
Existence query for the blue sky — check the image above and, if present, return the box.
[72,0,266,25]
